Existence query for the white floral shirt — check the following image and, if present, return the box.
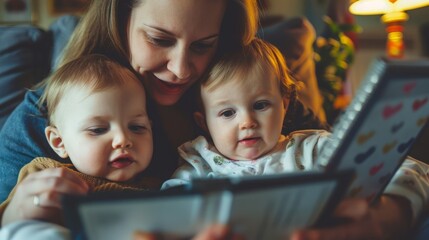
[162,130,429,220]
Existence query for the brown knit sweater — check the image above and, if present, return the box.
[0,157,160,220]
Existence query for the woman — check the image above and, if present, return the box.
[0,0,423,239]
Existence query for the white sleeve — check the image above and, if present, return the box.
[161,137,217,190]
[384,157,429,221]
[161,162,195,190]
[0,220,70,240]
[283,129,331,171]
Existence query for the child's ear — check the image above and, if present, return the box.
[193,111,208,133]
[45,126,68,158]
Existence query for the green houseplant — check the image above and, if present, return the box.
[314,15,361,124]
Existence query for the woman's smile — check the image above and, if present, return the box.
[151,74,189,94]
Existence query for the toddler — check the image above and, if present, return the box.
[0,54,154,225]
[162,38,329,188]
[161,40,428,231]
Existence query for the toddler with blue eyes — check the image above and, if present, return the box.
[161,40,429,236]
[158,38,429,240]
[0,55,156,225]
[161,38,331,188]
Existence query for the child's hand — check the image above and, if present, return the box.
[290,196,412,240]
[133,224,244,240]
[2,167,90,226]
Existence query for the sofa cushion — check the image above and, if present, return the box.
[49,15,80,70]
[0,26,51,129]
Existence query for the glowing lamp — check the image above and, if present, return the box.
[349,0,429,58]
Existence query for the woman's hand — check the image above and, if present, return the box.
[2,168,89,226]
[290,196,413,240]
[133,224,244,240]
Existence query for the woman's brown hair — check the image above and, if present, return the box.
[59,0,259,69]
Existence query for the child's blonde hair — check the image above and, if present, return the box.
[39,54,143,124]
[202,38,298,99]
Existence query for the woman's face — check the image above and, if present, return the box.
[128,0,226,106]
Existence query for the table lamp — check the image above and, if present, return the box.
[349,0,429,58]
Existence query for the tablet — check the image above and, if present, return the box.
[63,171,352,240]
[319,57,429,202]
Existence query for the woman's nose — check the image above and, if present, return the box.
[167,46,192,81]
[112,130,132,149]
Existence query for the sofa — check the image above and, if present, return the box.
[0,15,80,129]
[1,15,428,239]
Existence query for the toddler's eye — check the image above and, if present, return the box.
[129,124,148,134]
[254,101,270,111]
[219,109,235,118]
[87,127,108,135]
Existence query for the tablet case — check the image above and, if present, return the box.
[63,171,352,240]
[319,57,429,202]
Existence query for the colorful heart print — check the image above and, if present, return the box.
[382,103,403,119]
[370,162,384,176]
[413,97,428,111]
[354,146,376,164]
[417,116,429,126]
[382,141,397,154]
[402,81,417,94]
[390,122,404,133]
[397,138,415,154]
[357,131,375,145]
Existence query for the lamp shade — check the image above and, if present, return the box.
[350,0,429,15]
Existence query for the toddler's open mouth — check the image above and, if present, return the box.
[239,137,260,146]
[110,157,134,169]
